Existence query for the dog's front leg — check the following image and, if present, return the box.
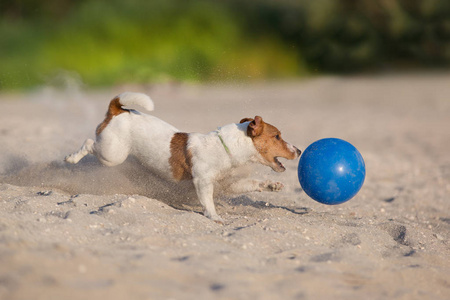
[193,177,223,223]
[227,179,284,193]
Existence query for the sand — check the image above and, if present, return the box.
[0,73,449,299]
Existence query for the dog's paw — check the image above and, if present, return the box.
[204,212,225,224]
[209,215,225,225]
[259,180,284,192]
[64,154,77,164]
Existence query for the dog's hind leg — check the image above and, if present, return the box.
[65,139,95,164]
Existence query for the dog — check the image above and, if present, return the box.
[65,92,301,222]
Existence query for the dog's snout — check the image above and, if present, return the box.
[287,143,301,158]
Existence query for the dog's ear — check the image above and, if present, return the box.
[240,117,253,123]
[247,116,264,137]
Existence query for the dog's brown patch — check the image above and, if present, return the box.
[169,133,193,181]
[96,96,128,135]
[240,117,254,124]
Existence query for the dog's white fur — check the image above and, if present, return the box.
[65,92,300,222]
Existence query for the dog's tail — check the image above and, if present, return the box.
[115,92,155,112]
[96,92,155,135]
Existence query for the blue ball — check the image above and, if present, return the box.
[298,138,365,205]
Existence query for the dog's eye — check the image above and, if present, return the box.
[275,134,281,140]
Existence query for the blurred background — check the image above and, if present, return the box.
[1,0,450,91]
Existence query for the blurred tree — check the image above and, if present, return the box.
[1,0,449,90]
[0,0,81,20]
[231,0,450,72]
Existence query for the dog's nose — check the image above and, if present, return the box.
[295,147,301,156]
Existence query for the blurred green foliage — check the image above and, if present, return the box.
[234,0,450,72]
[0,0,304,90]
[1,0,449,90]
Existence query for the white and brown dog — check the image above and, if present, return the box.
[65,92,301,222]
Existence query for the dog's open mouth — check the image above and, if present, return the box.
[274,157,286,172]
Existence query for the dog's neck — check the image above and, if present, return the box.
[216,130,232,156]
[215,122,261,166]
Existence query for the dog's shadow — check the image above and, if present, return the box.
[1,155,310,216]
[1,155,200,211]
[227,195,311,215]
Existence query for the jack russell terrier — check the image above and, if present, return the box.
[65,92,301,222]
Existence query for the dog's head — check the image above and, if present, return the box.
[240,116,301,172]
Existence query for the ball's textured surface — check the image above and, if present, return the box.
[298,138,365,205]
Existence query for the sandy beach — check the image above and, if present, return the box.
[0,73,449,299]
